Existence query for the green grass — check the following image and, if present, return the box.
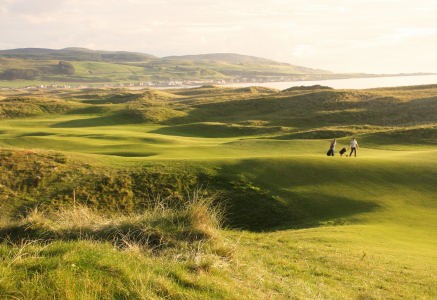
[1,84,437,298]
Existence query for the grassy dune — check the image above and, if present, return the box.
[0,85,437,298]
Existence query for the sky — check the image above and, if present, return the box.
[0,0,436,73]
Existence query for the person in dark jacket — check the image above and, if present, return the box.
[328,138,336,156]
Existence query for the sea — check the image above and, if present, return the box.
[222,74,437,90]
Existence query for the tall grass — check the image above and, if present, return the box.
[0,191,237,299]
[0,191,226,254]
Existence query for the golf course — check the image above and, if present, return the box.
[0,84,436,299]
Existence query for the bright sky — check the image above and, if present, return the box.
[1,0,436,73]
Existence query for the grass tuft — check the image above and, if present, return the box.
[0,192,226,255]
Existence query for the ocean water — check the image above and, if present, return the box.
[223,74,437,90]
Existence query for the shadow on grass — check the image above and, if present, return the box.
[361,126,437,146]
[271,129,354,140]
[151,123,281,138]
[213,159,381,232]
[51,111,144,128]
[0,224,173,251]
[66,106,112,115]
[101,151,157,158]
[222,187,379,232]
[18,132,55,137]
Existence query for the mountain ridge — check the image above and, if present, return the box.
[0,47,157,62]
[0,47,336,86]
[7,47,430,87]
[0,47,328,72]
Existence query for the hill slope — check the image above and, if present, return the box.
[0,47,156,62]
[0,47,332,86]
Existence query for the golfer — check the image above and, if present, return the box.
[328,138,336,156]
[349,138,359,157]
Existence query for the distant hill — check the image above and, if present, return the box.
[162,53,325,72]
[0,47,156,62]
[160,53,329,75]
[0,47,333,87]
[163,53,280,64]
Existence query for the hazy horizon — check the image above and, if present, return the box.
[1,0,436,74]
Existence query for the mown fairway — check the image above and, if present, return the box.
[0,85,437,299]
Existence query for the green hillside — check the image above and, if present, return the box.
[0,84,437,298]
[0,48,335,87]
[0,47,156,62]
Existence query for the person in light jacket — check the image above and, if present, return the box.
[349,138,359,157]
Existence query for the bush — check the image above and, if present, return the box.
[56,61,75,75]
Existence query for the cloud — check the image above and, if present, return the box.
[0,0,436,73]
[292,45,317,58]
[4,0,66,14]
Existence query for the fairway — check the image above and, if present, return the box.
[1,85,437,299]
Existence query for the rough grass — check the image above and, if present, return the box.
[0,149,212,214]
[0,195,237,299]
[0,96,78,118]
[1,194,223,251]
